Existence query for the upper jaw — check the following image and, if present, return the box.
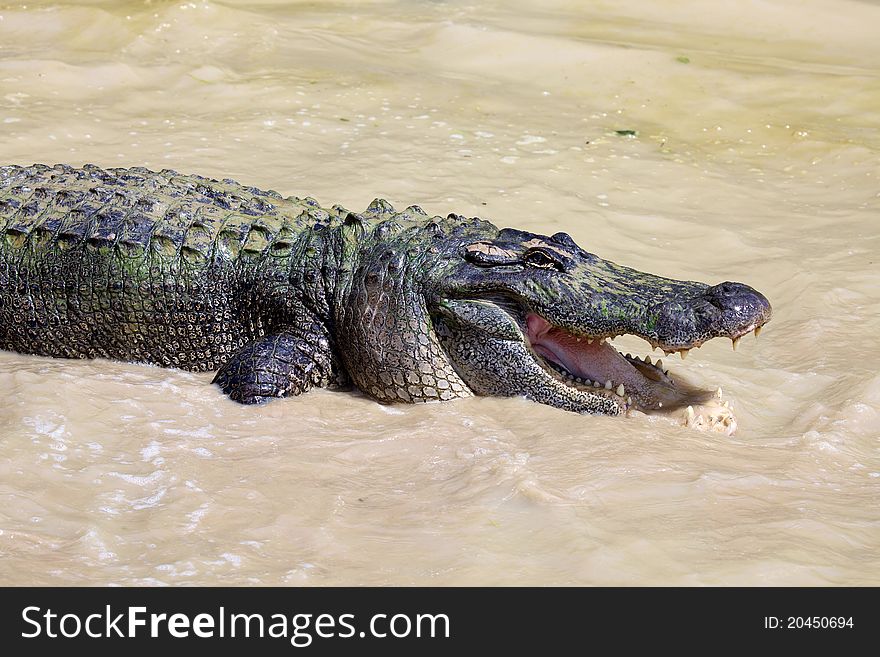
[528,279,773,359]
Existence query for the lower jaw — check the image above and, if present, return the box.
[538,351,710,414]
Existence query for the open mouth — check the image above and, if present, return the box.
[526,314,679,412]
[524,312,764,414]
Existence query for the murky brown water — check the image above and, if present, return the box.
[1,0,878,585]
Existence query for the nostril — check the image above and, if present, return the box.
[704,281,772,317]
[706,281,756,305]
[708,281,744,299]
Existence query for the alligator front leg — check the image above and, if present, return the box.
[212,332,335,404]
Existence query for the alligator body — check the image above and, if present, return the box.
[0,164,771,415]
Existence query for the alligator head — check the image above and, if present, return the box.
[428,226,771,416]
[336,217,770,419]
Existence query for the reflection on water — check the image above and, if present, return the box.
[0,0,878,585]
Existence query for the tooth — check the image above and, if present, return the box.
[656,359,663,369]
[584,379,591,385]
[593,381,601,388]
[716,387,723,398]
[732,337,741,351]
[587,339,593,344]
[754,326,762,338]
[616,384,625,396]
[626,353,632,359]
[604,380,612,390]
[576,337,582,342]
[687,405,695,420]
[626,396,632,405]
[645,355,652,365]
[680,349,689,360]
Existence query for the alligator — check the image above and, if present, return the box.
[0,164,771,423]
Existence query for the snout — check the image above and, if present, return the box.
[704,281,772,332]
[646,280,772,348]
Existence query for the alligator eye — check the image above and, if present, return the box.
[524,249,562,271]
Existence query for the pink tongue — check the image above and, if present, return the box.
[526,314,642,388]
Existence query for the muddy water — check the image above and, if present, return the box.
[1,0,878,585]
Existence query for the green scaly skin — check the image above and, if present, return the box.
[0,164,771,414]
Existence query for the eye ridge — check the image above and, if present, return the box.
[524,249,562,270]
